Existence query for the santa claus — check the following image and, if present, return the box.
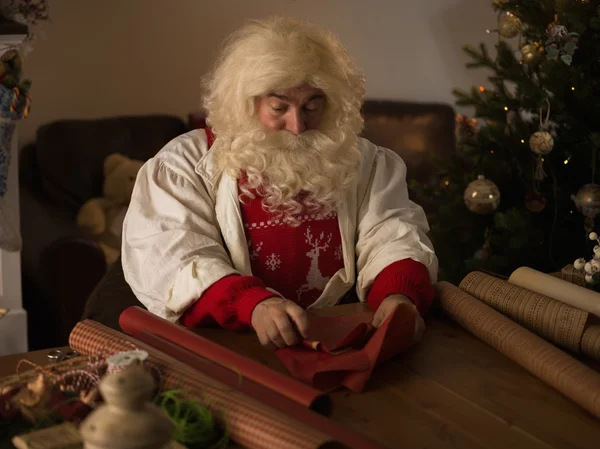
[122,17,438,350]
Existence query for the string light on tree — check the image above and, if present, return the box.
[464,175,501,214]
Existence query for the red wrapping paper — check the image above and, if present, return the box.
[137,331,390,449]
[69,320,337,449]
[303,311,375,353]
[276,304,416,392]
[119,306,329,413]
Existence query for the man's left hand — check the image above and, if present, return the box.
[371,294,425,342]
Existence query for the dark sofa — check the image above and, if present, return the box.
[19,115,188,349]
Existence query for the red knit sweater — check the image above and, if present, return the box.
[180,130,434,330]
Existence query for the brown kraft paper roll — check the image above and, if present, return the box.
[69,320,346,449]
[435,281,600,419]
[459,271,590,354]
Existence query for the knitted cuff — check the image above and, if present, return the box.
[367,259,434,315]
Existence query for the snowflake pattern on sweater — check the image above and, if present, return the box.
[239,189,344,309]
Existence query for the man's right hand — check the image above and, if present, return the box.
[250,297,309,350]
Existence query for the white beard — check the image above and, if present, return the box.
[212,125,361,225]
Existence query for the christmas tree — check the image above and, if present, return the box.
[410,0,600,285]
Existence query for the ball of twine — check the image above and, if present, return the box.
[154,389,229,449]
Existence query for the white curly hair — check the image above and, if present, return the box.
[202,16,366,224]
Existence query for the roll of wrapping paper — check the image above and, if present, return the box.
[561,264,587,287]
[509,266,600,318]
[119,306,330,412]
[459,271,593,355]
[69,320,386,449]
[583,325,600,360]
[137,331,388,449]
[435,281,600,419]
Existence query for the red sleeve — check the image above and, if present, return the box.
[366,259,434,315]
[179,274,276,330]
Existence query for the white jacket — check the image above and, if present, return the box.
[122,129,438,322]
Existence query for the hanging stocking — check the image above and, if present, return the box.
[0,82,30,252]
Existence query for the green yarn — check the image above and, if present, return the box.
[154,390,229,449]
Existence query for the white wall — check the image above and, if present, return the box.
[19,0,498,145]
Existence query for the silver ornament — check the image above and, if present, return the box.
[529,130,554,155]
[547,15,569,42]
[549,25,568,41]
[571,183,600,219]
[464,175,501,214]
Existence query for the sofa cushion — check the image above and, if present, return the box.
[35,115,187,212]
[361,100,456,185]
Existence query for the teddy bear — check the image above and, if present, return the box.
[76,153,144,265]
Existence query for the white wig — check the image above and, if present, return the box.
[202,17,366,224]
[202,16,365,141]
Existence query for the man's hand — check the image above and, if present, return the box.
[251,297,309,350]
[372,294,425,342]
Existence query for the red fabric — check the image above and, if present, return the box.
[240,184,344,309]
[180,275,276,330]
[275,303,417,392]
[367,258,434,315]
[205,126,215,147]
[302,311,374,354]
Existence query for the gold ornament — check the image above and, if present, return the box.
[521,42,543,65]
[464,175,501,214]
[498,12,522,38]
[529,130,554,155]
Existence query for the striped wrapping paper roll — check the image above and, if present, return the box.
[435,281,600,419]
[69,320,336,449]
[459,271,596,357]
[69,320,386,449]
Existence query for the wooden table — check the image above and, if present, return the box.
[2,304,600,449]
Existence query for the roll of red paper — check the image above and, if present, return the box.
[119,306,330,412]
[69,320,337,449]
[137,331,390,449]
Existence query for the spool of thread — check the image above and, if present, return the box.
[106,350,149,374]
